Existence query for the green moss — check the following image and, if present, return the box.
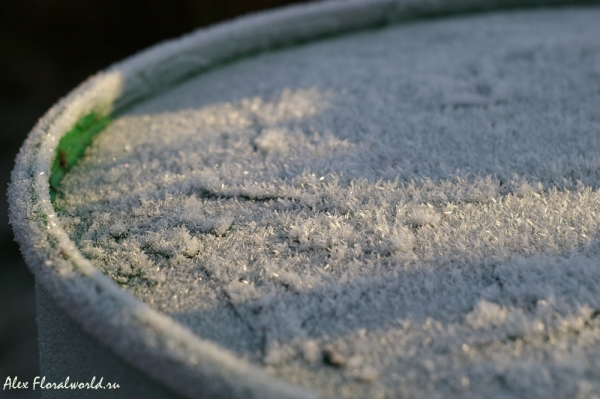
[50,112,111,203]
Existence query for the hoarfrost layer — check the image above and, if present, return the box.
[57,8,600,398]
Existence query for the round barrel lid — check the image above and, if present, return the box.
[10,1,600,398]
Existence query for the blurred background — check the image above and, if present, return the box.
[0,1,314,397]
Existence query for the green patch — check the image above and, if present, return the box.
[50,112,111,202]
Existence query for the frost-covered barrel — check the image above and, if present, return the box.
[9,1,600,398]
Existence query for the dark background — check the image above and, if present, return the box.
[0,1,314,397]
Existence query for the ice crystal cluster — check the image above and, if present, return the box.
[56,7,600,398]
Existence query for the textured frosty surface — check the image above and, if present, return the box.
[56,7,600,398]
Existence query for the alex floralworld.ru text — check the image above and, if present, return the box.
[3,376,120,390]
